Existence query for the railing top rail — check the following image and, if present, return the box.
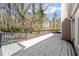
[0,29,61,34]
[0,32,26,34]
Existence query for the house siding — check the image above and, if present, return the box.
[62,18,71,41]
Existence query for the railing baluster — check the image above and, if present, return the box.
[5,33,7,45]
[4,33,5,45]
[8,33,11,44]
[0,32,28,46]
[0,34,1,48]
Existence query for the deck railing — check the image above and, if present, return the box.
[0,32,27,48]
[0,30,61,48]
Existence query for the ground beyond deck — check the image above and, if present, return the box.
[12,33,75,56]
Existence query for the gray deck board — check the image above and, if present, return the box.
[53,39,63,56]
[67,43,71,56]
[12,33,75,56]
[60,40,68,56]
[70,44,75,56]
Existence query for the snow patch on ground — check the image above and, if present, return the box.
[0,33,54,56]
[20,33,54,49]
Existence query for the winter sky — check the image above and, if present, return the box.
[29,3,61,20]
[0,3,61,20]
[44,3,61,19]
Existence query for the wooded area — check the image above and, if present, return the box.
[0,3,61,33]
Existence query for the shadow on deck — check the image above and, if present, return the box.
[12,33,75,56]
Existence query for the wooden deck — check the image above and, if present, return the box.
[12,33,75,56]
